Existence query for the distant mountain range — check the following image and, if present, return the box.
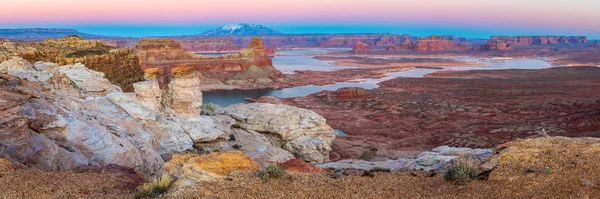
[200,23,284,36]
[0,28,128,41]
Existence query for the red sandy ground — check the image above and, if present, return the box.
[258,67,600,160]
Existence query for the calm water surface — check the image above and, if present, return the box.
[203,50,553,107]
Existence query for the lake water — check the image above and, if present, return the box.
[203,50,554,107]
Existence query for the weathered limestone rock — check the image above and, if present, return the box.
[133,68,162,112]
[0,57,33,73]
[163,66,203,118]
[222,103,337,164]
[33,61,59,71]
[107,92,157,120]
[164,152,260,187]
[173,115,233,143]
[318,146,492,173]
[194,128,295,167]
[59,63,122,96]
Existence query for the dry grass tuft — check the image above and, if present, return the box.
[135,173,174,199]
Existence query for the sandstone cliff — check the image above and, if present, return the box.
[0,36,144,91]
[350,42,370,53]
[414,36,469,52]
[487,36,588,46]
[136,37,283,86]
[386,36,467,52]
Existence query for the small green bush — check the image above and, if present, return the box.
[257,164,284,182]
[444,160,476,184]
[200,103,221,116]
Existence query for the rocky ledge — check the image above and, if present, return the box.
[0,36,144,91]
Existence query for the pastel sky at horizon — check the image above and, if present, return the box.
[1,0,599,39]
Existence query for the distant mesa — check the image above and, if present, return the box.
[0,28,126,41]
[201,23,284,36]
[351,42,370,53]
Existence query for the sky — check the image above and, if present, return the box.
[1,0,599,39]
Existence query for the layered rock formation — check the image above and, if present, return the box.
[0,59,336,175]
[136,37,283,86]
[350,42,370,53]
[479,38,511,51]
[385,36,468,52]
[0,36,144,91]
[487,36,588,46]
[386,40,413,51]
[414,36,469,52]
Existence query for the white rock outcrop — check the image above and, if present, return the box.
[0,58,339,174]
[222,103,337,164]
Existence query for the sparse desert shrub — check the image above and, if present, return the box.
[525,167,552,175]
[369,167,391,173]
[444,160,476,184]
[232,144,242,149]
[200,103,221,115]
[257,164,284,182]
[361,170,375,177]
[134,173,174,199]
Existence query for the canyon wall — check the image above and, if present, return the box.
[0,36,144,91]
[350,42,370,53]
[487,36,588,46]
[136,37,283,86]
[386,36,468,52]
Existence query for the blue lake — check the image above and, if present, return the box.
[203,50,554,107]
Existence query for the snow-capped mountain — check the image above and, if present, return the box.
[201,23,284,36]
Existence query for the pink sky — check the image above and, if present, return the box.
[1,0,599,37]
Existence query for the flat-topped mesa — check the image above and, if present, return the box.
[350,42,370,53]
[136,37,282,86]
[163,66,203,118]
[43,35,104,49]
[414,36,469,52]
[479,38,511,51]
[488,36,589,46]
[386,40,413,51]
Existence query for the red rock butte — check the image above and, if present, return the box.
[135,37,283,87]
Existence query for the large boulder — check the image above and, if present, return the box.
[194,128,295,167]
[222,103,337,164]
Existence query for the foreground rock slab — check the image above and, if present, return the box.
[222,103,337,164]
[164,152,260,188]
